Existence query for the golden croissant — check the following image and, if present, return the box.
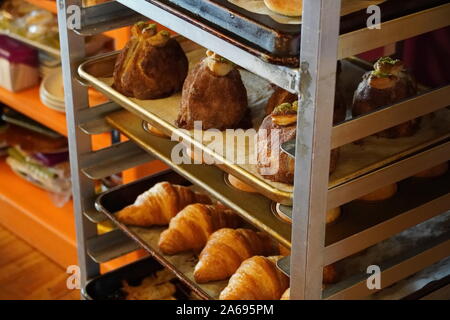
[280,288,290,300]
[116,182,211,227]
[158,204,241,255]
[194,228,279,283]
[219,256,289,300]
[280,264,339,300]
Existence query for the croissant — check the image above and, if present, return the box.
[280,288,290,300]
[194,228,279,283]
[219,256,289,300]
[280,265,339,300]
[158,204,241,255]
[116,182,211,227]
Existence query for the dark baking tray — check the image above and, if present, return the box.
[95,169,228,300]
[83,257,191,300]
[146,0,448,66]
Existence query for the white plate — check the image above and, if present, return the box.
[42,69,65,102]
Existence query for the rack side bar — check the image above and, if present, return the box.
[338,3,450,59]
[332,85,450,149]
[57,0,100,289]
[324,193,450,265]
[328,141,450,209]
[289,0,342,300]
[323,235,450,300]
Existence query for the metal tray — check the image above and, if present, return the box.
[145,0,448,66]
[83,257,192,300]
[79,48,450,205]
[95,169,234,300]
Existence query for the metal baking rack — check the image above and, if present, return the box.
[57,0,450,299]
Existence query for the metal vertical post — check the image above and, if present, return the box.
[57,0,100,292]
[290,0,342,299]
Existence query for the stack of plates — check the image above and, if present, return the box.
[38,52,61,79]
[40,69,65,113]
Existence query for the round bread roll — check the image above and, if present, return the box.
[413,162,448,178]
[264,0,302,17]
[227,174,257,193]
[359,183,398,202]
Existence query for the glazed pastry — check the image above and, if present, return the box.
[265,86,298,116]
[113,22,188,99]
[176,50,249,130]
[353,57,420,138]
[257,101,342,184]
[219,256,289,300]
[158,204,241,255]
[266,61,347,124]
[116,182,211,227]
[194,228,279,283]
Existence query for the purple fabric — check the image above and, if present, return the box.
[33,151,69,167]
[402,26,450,88]
[0,35,38,66]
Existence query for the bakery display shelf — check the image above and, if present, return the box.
[94,163,450,300]
[106,109,292,249]
[106,109,450,266]
[25,0,58,14]
[0,29,60,57]
[58,0,450,299]
[0,86,67,136]
[0,85,112,148]
[78,50,450,206]
[95,169,232,300]
[0,159,77,266]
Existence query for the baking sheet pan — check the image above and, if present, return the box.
[84,257,193,300]
[95,170,231,300]
[79,47,450,205]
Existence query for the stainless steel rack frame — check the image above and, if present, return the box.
[57,0,450,299]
